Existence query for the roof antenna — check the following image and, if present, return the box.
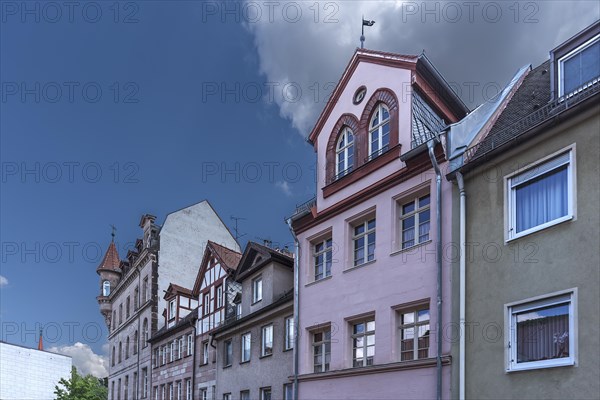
[230,216,246,242]
[360,16,375,49]
[109,224,117,242]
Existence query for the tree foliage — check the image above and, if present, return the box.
[54,366,108,400]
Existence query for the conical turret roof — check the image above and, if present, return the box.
[97,241,121,274]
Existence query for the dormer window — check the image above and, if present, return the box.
[102,280,111,296]
[336,128,354,179]
[368,104,390,160]
[169,300,176,320]
[558,34,599,96]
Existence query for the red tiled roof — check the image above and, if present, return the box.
[96,242,121,273]
[208,241,242,270]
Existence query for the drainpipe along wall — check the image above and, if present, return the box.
[286,218,300,400]
[427,138,443,400]
[455,171,466,400]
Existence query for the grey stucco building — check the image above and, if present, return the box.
[446,21,600,400]
[212,242,295,400]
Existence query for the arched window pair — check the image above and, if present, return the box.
[335,103,391,178]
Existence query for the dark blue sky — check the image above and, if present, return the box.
[1,0,598,373]
[0,2,315,358]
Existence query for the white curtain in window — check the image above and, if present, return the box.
[515,166,568,232]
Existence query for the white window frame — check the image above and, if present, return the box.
[216,285,223,308]
[399,194,431,250]
[169,384,173,400]
[186,380,192,400]
[241,332,252,362]
[187,335,193,356]
[335,127,354,178]
[170,341,175,362]
[202,341,209,365]
[199,388,208,400]
[284,316,294,350]
[177,382,182,400]
[169,300,175,320]
[398,307,430,361]
[368,103,390,159]
[557,34,600,97]
[505,288,577,372]
[142,368,148,398]
[352,217,376,267]
[313,238,333,281]
[505,146,576,242]
[204,293,210,316]
[223,394,232,400]
[103,280,111,296]
[312,327,331,373]
[261,324,273,356]
[260,387,272,400]
[351,318,375,368]
[252,276,263,303]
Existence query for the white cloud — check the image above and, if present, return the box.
[0,275,8,287]
[48,342,108,378]
[275,180,293,196]
[243,1,599,136]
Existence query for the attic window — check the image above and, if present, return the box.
[558,34,600,96]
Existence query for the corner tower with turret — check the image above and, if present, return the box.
[96,239,122,328]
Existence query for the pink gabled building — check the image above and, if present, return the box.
[289,49,468,400]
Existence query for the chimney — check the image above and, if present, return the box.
[38,328,43,351]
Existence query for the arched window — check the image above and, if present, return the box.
[102,280,110,296]
[112,346,116,366]
[133,331,139,355]
[368,103,390,159]
[336,127,354,178]
[118,342,122,363]
[143,318,149,348]
[126,337,130,359]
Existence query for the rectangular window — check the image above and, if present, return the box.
[283,384,293,400]
[223,394,232,400]
[559,34,600,96]
[169,300,175,320]
[506,290,576,371]
[202,341,209,365]
[399,308,430,361]
[204,293,210,316]
[170,341,176,362]
[353,218,376,266]
[143,277,149,303]
[153,387,158,400]
[185,380,191,400]
[312,328,331,373]
[169,384,173,400]
[241,332,251,362]
[240,391,250,400]
[126,296,131,319]
[285,316,294,350]
[216,285,223,308]
[199,389,207,400]
[187,335,193,356]
[161,346,166,365]
[313,238,332,280]
[507,150,573,240]
[261,325,273,356]
[260,387,272,400]
[352,319,375,367]
[142,368,148,398]
[224,340,233,366]
[400,194,430,249]
[177,382,182,400]
[253,276,263,303]
[161,385,165,400]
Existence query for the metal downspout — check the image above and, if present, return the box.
[455,172,466,400]
[286,218,300,400]
[427,139,443,400]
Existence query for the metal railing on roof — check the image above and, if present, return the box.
[464,78,600,164]
[292,196,316,218]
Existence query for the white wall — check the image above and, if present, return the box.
[0,342,72,400]
[157,201,239,330]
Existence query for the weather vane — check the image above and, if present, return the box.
[361,16,375,49]
[110,224,117,241]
